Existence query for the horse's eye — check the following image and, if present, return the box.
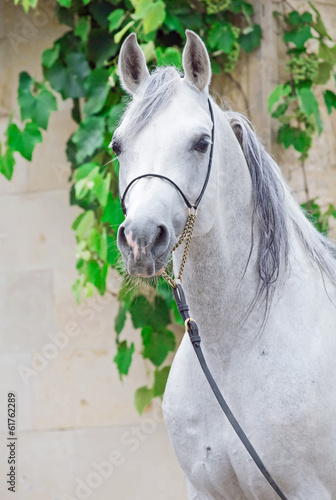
[194,138,210,153]
[112,141,122,156]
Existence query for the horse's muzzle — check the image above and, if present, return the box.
[117,219,171,276]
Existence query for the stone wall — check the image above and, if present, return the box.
[0,2,185,499]
[0,1,335,499]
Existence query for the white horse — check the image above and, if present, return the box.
[114,30,336,499]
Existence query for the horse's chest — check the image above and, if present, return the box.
[162,336,250,499]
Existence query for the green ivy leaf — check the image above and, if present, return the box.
[324,90,336,115]
[18,73,57,130]
[86,259,108,294]
[0,145,15,181]
[94,172,111,207]
[115,303,127,334]
[7,122,42,161]
[278,124,311,153]
[153,366,170,397]
[114,21,135,44]
[156,46,182,67]
[106,234,121,268]
[268,83,291,112]
[84,68,110,115]
[58,0,72,6]
[208,23,237,54]
[163,12,184,36]
[239,24,262,53]
[129,295,154,328]
[134,385,154,414]
[74,162,99,182]
[42,44,61,68]
[75,16,91,44]
[284,25,312,49]
[272,102,288,118]
[73,210,94,239]
[313,62,331,85]
[101,192,124,231]
[89,1,115,28]
[108,8,125,31]
[87,29,118,67]
[114,341,135,378]
[107,103,125,133]
[298,87,323,135]
[172,300,184,326]
[46,53,90,99]
[287,10,312,26]
[72,276,84,305]
[71,116,105,163]
[230,1,253,16]
[318,42,336,66]
[141,325,175,366]
[142,1,166,35]
[129,295,171,330]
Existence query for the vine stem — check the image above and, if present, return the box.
[301,160,312,213]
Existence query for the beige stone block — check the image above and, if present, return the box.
[0,190,78,272]
[33,348,148,430]
[0,429,75,499]
[27,99,76,193]
[67,422,186,500]
[0,270,54,353]
[0,353,33,432]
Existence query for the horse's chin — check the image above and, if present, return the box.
[124,255,167,278]
[129,267,165,279]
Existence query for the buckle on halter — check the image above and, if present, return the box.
[184,317,195,332]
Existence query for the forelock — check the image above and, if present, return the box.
[119,66,182,136]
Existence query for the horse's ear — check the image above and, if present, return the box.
[118,33,149,94]
[182,30,211,92]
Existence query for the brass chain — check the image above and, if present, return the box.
[162,207,197,288]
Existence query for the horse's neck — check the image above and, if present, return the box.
[173,111,262,355]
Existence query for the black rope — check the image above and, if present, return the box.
[172,284,288,500]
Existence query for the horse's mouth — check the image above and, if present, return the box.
[124,251,169,278]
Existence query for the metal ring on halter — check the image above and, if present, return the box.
[188,205,197,217]
[184,317,196,332]
[174,277,182,287]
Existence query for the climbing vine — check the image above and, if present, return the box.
[1,0,335,412]
[269,1,336,221]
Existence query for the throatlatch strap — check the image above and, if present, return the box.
[172,284,288,500]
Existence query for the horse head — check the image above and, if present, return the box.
[113,31,216,277]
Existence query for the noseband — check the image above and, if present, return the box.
[118,97,288,500]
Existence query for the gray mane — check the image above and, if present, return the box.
[226,110,336,296]
[120,66,182,136]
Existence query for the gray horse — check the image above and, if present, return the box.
[115,30,336,499]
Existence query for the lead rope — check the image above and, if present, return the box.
[162,210,288,500]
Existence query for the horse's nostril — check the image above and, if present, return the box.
[117,225,128,251]
[156,227,162,241]
[152,225,169,257]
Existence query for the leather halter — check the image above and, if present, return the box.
[118,97,288,500]
[119,98,215,216]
